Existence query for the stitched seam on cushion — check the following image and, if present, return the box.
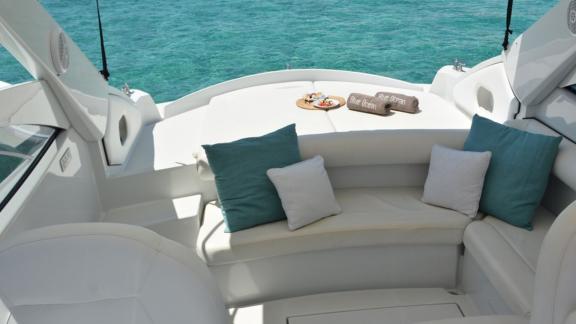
[135,298,155,324]
[0,234,197,272]
[0,234,225,304]
[136,248,156,296]
[484,219,537,273]
[0,234,227,321]
[203,222,466,258]
[325,111,338,132]
[9,295,139,308]
[207,236,462,266]
[0,286,15,309]
[310,82,338,133]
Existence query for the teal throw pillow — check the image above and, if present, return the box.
[464,115,561,229]
[202,124,301,232]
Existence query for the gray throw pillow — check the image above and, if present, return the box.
[267,156,341,230]
[422,145,492,217]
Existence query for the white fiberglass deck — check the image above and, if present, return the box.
[126,80,471,174]
[230,288,479,324]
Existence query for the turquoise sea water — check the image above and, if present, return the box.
[1,0,555,103]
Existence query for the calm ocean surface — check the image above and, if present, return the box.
[1,0,555,103]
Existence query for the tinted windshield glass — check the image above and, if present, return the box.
[0,125,56,204]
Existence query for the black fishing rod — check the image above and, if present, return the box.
[96,0,110,80]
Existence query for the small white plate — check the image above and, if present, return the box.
[313,98,339,109]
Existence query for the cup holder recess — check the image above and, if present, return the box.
[477,86,494,112]
[118,115,128,146]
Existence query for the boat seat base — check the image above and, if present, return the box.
[230,288,481,324]
[462,207,555,316]
[197,187,472,305]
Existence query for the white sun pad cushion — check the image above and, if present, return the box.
[197,187,472,266]
[200,81,334,146]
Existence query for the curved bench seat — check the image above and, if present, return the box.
[197,187,472,305]
[198,187,471,265]
[459,118,576,317]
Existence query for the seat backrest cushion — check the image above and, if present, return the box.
[297,129,468,167]
[531,201,576,324]
[0,223,230,324]
[197,129,469,188]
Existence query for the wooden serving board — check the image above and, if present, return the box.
[296,96,346,111]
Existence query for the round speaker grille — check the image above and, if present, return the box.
[569,0,576,35]
[50,28,70,75]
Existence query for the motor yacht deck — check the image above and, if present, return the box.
[1,1,576,324]
[124,72,472,176]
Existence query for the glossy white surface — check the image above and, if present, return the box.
[103,94,143,165]
[0,81,69,129]
[429,65,469,102]
[1,129,103,240]
[0,141,58,236]
[121,105,208,175]
[505,0,576,106]
[533,88,576,141]
[129,89,162,125]
[453,63,518,122]
[103,195,202,247]
[0,0,109,141]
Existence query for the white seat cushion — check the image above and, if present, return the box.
[482,213,554,273]
[463,207,555,316]
[197,187,471,266]
[0,223,230,324]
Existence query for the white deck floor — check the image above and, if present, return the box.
[125,81,471,175]
[230,288,479,324]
